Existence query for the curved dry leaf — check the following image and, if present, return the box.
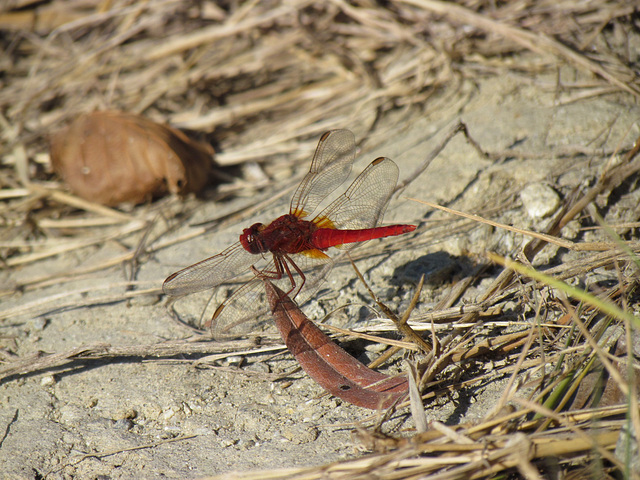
[263,279,408,410]
[50,111,214,206]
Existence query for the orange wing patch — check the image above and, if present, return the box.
[313,215,336,229]
[301,248,330,259]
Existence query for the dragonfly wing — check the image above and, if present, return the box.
[210,253,334,339]
[289,129,356,218]
[162,242,257,296]
[209,275,270,339]
[314,157,399,232]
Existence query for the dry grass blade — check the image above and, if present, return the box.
[50,434,198,476]
[400,0,640,98]
[0,339,281,381]
[203,406,626,479]
[490,254,640,329]
[409,199,625,253]
[349,256,432,355]
[406,361,428,433]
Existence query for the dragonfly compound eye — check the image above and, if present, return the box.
[240,223,266,254]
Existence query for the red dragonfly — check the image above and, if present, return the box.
[163,130,416,338]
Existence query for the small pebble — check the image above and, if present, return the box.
[520,183,560,219]
[129,294,161,306]
[279,425,318,444]
[246,362,269,374]
[224,355,244,367]
[31,317,48,331]
[220,438,237,448]
[114,418,134,430]
[163,406,177,420]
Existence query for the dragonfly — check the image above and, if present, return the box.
[163,129,416,338]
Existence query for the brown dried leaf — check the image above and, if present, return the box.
[49,111,213,206]
[263,279,408,410]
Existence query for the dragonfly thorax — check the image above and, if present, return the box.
[240,214,320,255]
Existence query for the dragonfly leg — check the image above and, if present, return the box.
[277,257,297,298]
[250,258,297,297]
[249,258,285,281]
[282,254,306,299]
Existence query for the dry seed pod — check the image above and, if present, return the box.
[50,111,214,206]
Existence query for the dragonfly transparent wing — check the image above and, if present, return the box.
[314,157,399,233]
[208,274,270,339]
[289,129,356,218]
[209,253,333,339]
[162,242,257,296]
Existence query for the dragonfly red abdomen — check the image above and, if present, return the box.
[311,224,416,250]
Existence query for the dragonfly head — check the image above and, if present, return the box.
[240,223,266,254]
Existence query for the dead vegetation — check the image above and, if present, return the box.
[1,0,640,478]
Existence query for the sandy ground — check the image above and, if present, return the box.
[2,67,639,478]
